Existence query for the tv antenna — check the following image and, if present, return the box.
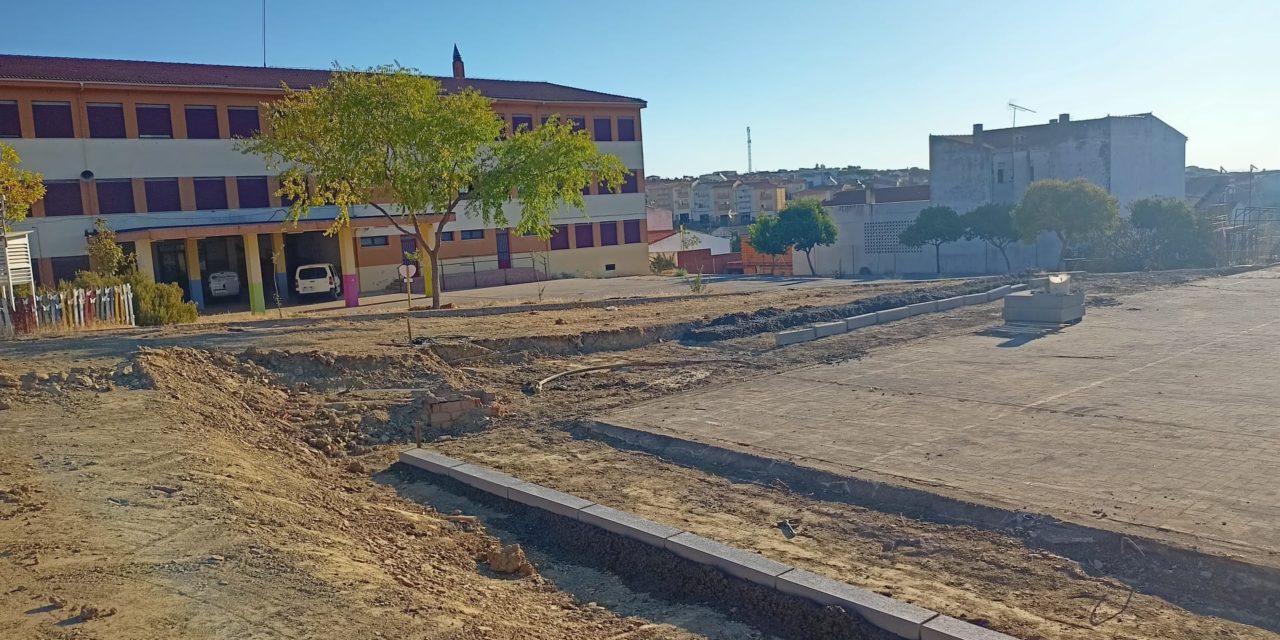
[1008,100,1035,128]
[746,126,753,173]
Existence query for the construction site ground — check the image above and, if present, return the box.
[1,268,1275,640]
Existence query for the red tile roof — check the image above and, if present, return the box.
[0,54,646,105]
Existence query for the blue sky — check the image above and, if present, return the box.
[4,0,1278,177]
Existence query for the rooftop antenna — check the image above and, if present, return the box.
[1008,100,1035,128]
[262,0,268,67]
[746,126,753,173]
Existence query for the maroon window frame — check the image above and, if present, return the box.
[32,102,74,138]
[617,117,636,142]
[144,178,181,212]
[87,103,126,138]
[42,181,83,216]
[550,225,570,250]
[184,106,220,139]
[623,219,642,244]
[136,104,172,138]
[228,107,259,137]
[574,223,594,248]
[599,221,618,246]
[194,178,229,210]
[0,101,19,137]
[236,176,270,208]
[592,117,611,141]
[96,180,135,214]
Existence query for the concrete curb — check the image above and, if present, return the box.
[775,283,1022,347]
[397,448,1019,640]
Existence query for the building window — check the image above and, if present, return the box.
[623,219,642,244]
[136,104,172,138]
[621,173,639,194]
[460,229,484,240]
[51,255,90,284]
[997,168,1006,184]
[400,235,417,263]
[593,117,611,141]
[236,176,270,208]
[616,117,636,141]
[0,101,19,137]
[96,180,135,214]
[32,101,74,138]
[227,106,260,137]
[567,116,586,132]
[184,105,220,139]
[42,181,83,216]
[540,115,553,127]
[604,263,616,271]
[360,236,390,247]
[550,225,569,250]
[194,177,228,209]
[144,178,181,213]
[599,221,618,246]
[511,114,533,133]
[574,223,594,248]
[439,230,455,241]
[87,103,126,138]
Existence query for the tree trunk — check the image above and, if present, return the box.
[934,243,942,274]
[803,249,816,276]
[999,244,1012,274]
[1055,231,1067,271]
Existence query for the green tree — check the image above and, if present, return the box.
[85,218,136,277]
[1013,178,1119,269]
[961,203,1020,273]
[1128,196,1214,268]
[778,198,837,276]
[747,214,790,275]
[899,205,963,273]
[240,64,628,308]
[0,143,46,231]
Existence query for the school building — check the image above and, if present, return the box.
[0,50,648,312]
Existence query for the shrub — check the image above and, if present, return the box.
[131,276,197,326]
[650,254,677,274]
[673,268,688,277]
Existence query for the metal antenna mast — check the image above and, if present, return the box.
[746,127,753,173]
[262,0,268,67]
[1008,100,1035,128]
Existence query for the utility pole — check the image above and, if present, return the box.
[262,0,268,67]
[746,126,753,174]
[1007,101,1036,189]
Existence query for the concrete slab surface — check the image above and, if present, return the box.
[664,531,794,587]
[876,306,911,323]
[601,269,1280,565]
[813,320,848,338]
[845,313,878,331]
[398,448,466,475]
[921,615,1018,640]
[906,301,938,316]
[576,503,682,548]
[447,463,523,498]
[776,568,937,639]
[775,327,817,346]
[507,481,596,517]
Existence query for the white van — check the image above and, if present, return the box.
[295,263,342,299]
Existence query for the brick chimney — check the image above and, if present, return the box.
[452,44,465,80]
[1058,113,1070,123]
[972,123,983,135]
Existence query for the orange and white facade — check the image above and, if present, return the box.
[0,52,648,312]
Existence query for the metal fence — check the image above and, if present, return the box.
[438,255,548,292]
[1215,207,1280,266]
[1,284,136,337]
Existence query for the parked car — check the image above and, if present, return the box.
[207,271,241,298]
[295,263,342,299]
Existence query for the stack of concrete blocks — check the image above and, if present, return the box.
[774,282,1027,347]
[1002,275,1083,325]
[422,389,499,428]
[399,448,1018,640]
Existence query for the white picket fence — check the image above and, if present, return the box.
[1,284,136,337]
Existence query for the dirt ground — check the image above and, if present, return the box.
[1,269,1271,639]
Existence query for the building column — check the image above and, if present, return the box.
[243,233,266,314]
[270,232,288,301]
[184,237,204,311]
[134,239,155,282]
[337,226,359,307]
